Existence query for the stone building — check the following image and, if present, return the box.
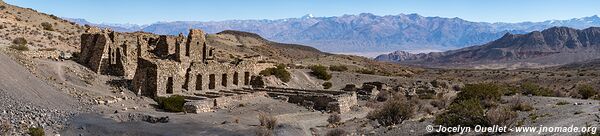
[80,28,258,97]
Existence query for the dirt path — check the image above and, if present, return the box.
[0,53,78,109]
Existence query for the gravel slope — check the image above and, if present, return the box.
[0,52,80,134]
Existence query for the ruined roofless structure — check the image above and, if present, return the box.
[79,28,257,97]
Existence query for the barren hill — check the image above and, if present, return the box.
[376,27,600,69]
[0,1,83,51]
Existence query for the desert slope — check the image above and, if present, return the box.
[376,27,600,69]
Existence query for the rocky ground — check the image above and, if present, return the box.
[0,48,84,135]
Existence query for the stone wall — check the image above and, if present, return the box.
[79,28,153,79]
[184,91,269,113]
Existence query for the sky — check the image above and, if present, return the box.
[4,0,600,24]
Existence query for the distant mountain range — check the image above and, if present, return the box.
[65,14,600,54]
[375,27,600,69]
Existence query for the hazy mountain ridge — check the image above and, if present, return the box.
[375,27,600,69]
[67,14,600,53]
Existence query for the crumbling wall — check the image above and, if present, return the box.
[79,28,143,79]
[132,59,158,97]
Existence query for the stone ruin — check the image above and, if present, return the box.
[79,28,258,97]
[79,27,358,114]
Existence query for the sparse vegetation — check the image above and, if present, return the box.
[454,83,502,107]
[355,68,376,75]
[434,99,489,128]
[329,65,348,72]
[322,82,332,89]
[0,118,10,135]
[10,37,29,51]
[325,129,348,136]
[309,65,332,80]
[155,95,186,112]
[508,97,534,111]
[367,95,415,126]
[486,106,517,127]
[9,45,29,51]
[576,84,597,99]
[520,82,553,96]
[41,22,53,31]
[256,112,277,136]
[556,101,570,105]
[27,127,44,136]
[260,64,291,82]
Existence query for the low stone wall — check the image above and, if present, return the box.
[184,91,268,113]
[331,92,358,114]
[184,100,214,113]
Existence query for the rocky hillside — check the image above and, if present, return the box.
[376,27,600,69]
[71,14,600,53]
[0,1,84,51]
[207,30,420,76]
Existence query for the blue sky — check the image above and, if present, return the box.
[5,0,600,24]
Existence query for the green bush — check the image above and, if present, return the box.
[155,95,186,112]
[434,99,489,128]
[28,127,44,136]
[329,65,348,72]
[454,83,502,104]
[322,82,332,89]
[41,22,53,31]
[520,82,553,96]
[367,97,415,126]
[577,84,597,99]
[260,64,291,82]
[309,65,332,80]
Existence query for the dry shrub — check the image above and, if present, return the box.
[28,127,44,136]
[486,106,518,127]
[367,95,415,126]
[509,97,534,111]
[430,92,449,109]
[329,65,348,72]
[0,118,10,135]
[325,129,348,136]
[323,82,333,89]
[327,113,342,125]
[309,65,332,80]
[576,84,597,99]
[255,127,273,136]
[41,22,53,31]
[258,112,277,130]
[259,64,291,82]
[434,99,488,128]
